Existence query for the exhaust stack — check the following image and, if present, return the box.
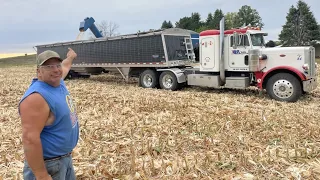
[219,17,225,85]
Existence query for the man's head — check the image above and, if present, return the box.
[36,50,63,87]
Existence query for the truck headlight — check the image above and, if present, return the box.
[302,64,309,70]
[259,54,267,60]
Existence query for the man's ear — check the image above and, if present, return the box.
[36,67,40,76]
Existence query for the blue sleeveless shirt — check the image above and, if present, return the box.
[19,78,79,159]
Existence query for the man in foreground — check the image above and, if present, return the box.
[19,48,79,179]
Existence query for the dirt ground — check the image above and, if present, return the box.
[1,65,320,179]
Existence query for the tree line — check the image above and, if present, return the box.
[161,0,320,47]
[161,5,263,32]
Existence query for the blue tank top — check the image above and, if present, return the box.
[19,78,79,159]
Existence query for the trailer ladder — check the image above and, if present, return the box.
[184,37,195,61]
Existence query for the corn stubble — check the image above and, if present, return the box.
[1,66,320,179]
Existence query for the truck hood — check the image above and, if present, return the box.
[255,46,314,78]
[260,46,308,55]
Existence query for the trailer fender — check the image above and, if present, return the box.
[156,68,186,83]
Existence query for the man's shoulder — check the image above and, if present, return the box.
[19,92,48,114]
[20,93,46,106]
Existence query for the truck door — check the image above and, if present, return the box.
[228,34,250,70]
[200,37,215,70]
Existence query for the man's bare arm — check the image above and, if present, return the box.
[61,48,77,79]
[20,93,51,180]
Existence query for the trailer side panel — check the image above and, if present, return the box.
[36,35,166,64]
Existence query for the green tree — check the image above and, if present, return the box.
[161,20,173,29]
[168,21,173,28]
[195,26,210,33]
[266,40,276,47]
[279,0,320,46]
[175,12,202,31]
[225,12,237,29]
[234,5,264,28]
[175,16,192,29]
[212,9,224,29]
[275,41,282,46]
[206,13,214,28]
[197,11,220,31]
[190,12,202,30]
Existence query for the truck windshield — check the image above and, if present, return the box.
[250,34,265,46]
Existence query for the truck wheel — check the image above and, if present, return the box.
[159,71,178,90]
[139,69,158,88]
[266,73,302,102]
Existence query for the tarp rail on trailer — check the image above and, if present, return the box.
[35,28,198,68]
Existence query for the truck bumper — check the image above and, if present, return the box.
[303,77,317,92]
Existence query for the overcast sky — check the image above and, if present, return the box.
[1,0,319,53]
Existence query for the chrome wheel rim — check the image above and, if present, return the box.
[143,74,153,87]
[273,79,294,99]
[162,74,173,89]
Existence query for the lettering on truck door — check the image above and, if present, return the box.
[228,34,250,70]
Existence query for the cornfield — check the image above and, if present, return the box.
[1,65,320,179]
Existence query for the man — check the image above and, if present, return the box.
[19,48,79,180]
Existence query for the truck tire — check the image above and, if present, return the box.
[159,71,179,90]
[266,73,302,102]
[139,69,158,88]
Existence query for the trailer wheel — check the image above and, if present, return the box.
[139,69,158,88]
[159,71,179,91]
[266,73,302,102]
[64,71,75,80]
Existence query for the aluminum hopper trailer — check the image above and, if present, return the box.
[35,28,197,89]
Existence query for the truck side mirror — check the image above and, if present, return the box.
[233,32,239,49]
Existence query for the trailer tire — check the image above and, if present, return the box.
[64,71,75,80]
[266,73,302,102]
[139,69,158,88]
[80,74,91,79]
[159,71,179,91]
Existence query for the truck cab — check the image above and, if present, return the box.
[199,26,268,72]
[226,28,267,71]
[195,21,317,102]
